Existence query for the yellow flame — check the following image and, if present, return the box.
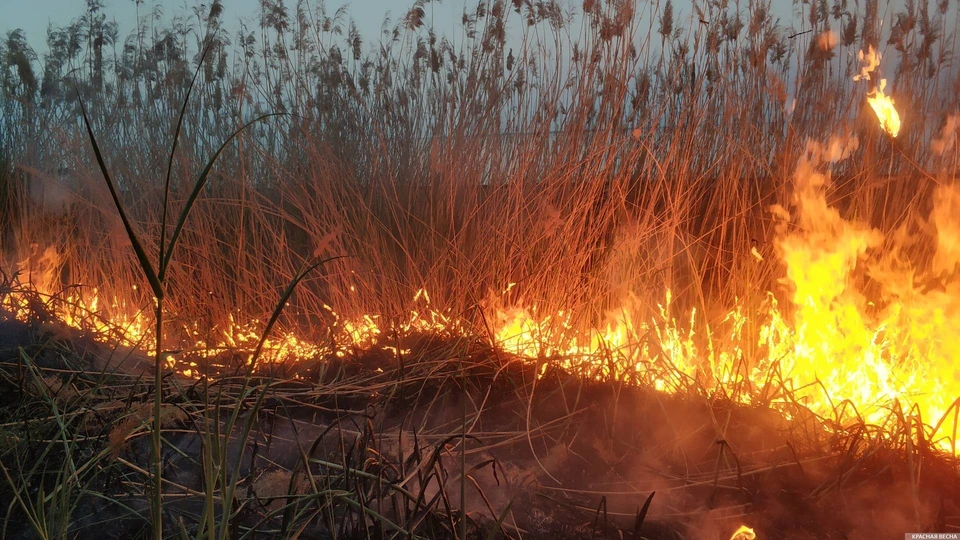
[855,46,901,137]
[730,525,757,540]
[7,114,960,457]
[866,79,901,137]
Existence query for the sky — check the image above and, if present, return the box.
[0,0,465,54]
[0,0,922,60]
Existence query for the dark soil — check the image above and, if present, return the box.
[2,312,960,540]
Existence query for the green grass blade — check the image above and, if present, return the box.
[631,491,655,540]
[159,39,216,268]
[159,113,285,279]
[484,499,514,540]
[76,93,163,300]
[245,255,344,374]
[0,462,44,538]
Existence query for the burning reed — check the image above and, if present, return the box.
[1,0,960,537]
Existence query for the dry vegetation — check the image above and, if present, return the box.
[1,0,960,538]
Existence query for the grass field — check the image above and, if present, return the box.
[2,0,960,538]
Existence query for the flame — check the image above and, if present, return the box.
[4,104,960,457]
[5,158,960,452]
[866,79,901,137]
[730,525,757,540]
[758,139,960,442]
[855,46,901,137]
[5,161,960,449]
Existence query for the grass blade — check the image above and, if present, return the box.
[159,113,285,279]
[76,93,163,301]
[159,38,216,267]
[631,491,655,540]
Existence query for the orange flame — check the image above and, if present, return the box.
[7,99,960,456]
[855,46,901,137]
[866,79,901,137]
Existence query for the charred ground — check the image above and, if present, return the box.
[2,287,958,540]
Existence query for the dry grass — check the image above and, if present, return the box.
[1,0,955,340]
[0,0,959,537]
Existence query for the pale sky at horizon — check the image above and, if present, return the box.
[4,0,464,55]
[0,0,922,60]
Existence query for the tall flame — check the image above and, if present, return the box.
[855,46,901,137]
[866,79,901,137]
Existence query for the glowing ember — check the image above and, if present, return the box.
[730,525,757,540]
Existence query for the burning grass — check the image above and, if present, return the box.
[2,0,960,537]
[4,298,960,539]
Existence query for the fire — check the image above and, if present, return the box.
[758,138,960,444]
[729,525,756,540]
[6,152,960,450]
[3,96,960,459]
[866,79,901,137]
[5,152,960,451]
[855,46,901,137]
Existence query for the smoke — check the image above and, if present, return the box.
[931,114,959,156]
[27,166,74,214]
[854,46,880,83]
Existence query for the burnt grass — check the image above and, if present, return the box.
[2,302,960,540]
